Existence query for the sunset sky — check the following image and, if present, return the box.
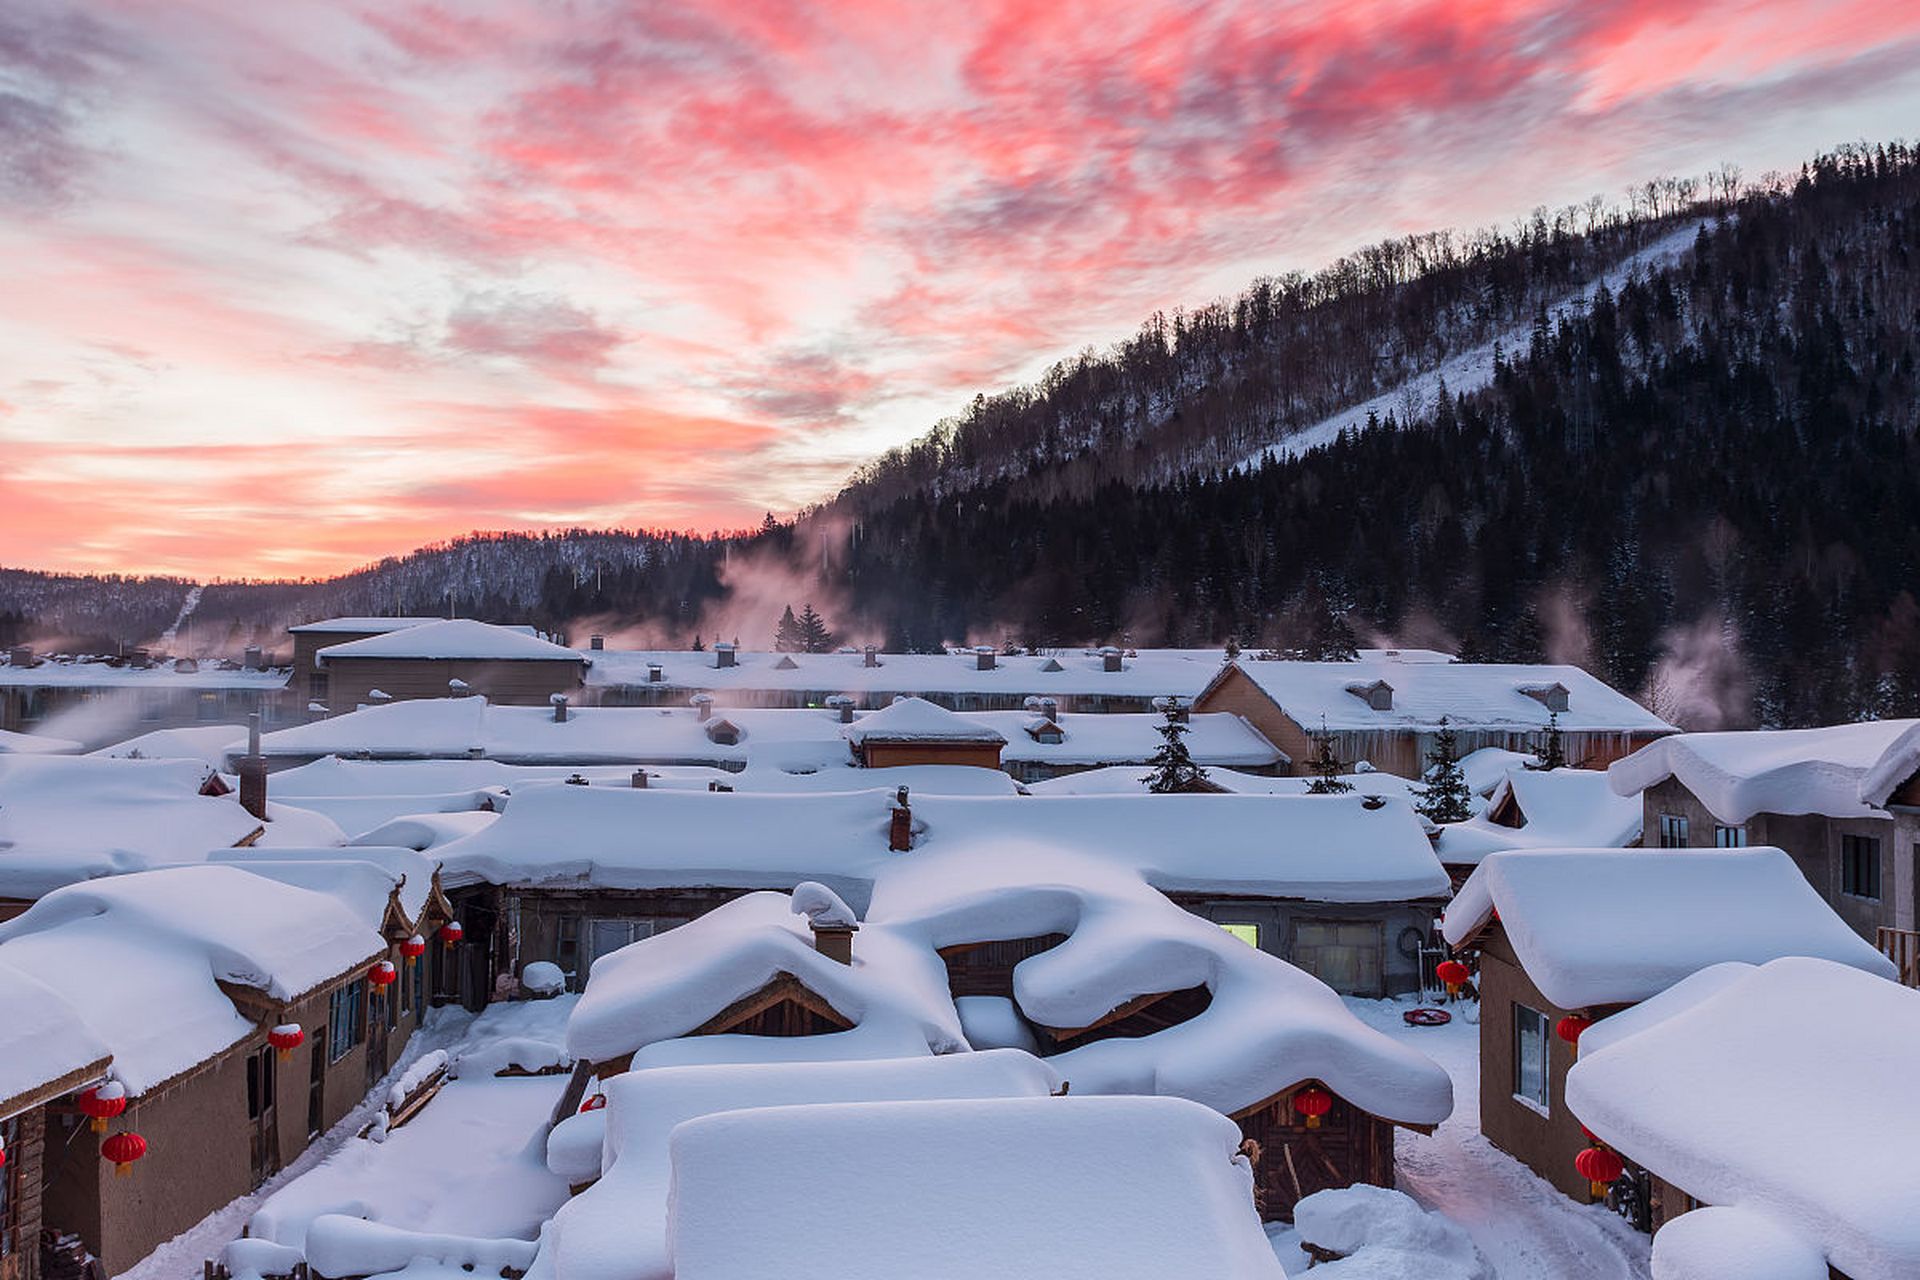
[3,0,1917,578]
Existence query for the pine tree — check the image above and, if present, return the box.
[796,603,835,653]
[1305,723,1353,794]
[1529,710,1568,770]
[1414,717,1473,823]
[1224,633,1241,662]
[774,605,802,652]
[1142,703,1209,793]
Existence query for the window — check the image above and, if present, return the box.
[308,672,330,701]
[1513,1004,1550,1111]
[0,1113,17,1261]
[327,980,365,1062]
[586,919,653,976]
[1713,825,1747,847]
[1658,815,1690,848]
[1218,923,1261,948]
[1842,834,1882,899]
[196,692,220,722]
[410,951,425,1014]
[246,1049,275,1120]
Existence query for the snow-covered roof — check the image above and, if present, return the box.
[1459,747,1537,797]
[841,696,1007,745]
[0,727,82,755]
[540,1052,1059,1280]
[665,1096,1287,1280]
[585,646,1234,697]
[977,710,1281,767]
[1441,848,1895,1008]
[868,843,1453,1123]
[1608,720,1920,822]
[1209,657,1673,733]
[566,888,966,1067]
[317,620,583,664]
[0,959,111,1116]
[1435,768,1642,864]
[209,844,441,926]
[287,616,446,635]
[1024,764,1431,804]
[90,724,247,769]
[1646,1206,1829,1280]
[0,755,264,900]
[0,657,288,690]
[1567,957,1920,1279]
[348,811,497,853]
[0,866,386,1094]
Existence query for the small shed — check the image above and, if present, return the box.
[841,697,1006,770]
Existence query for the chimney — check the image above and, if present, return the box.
[647,663,663,683]
[238,713,269,822]
[631,769,648,789]
[863,645,879,669]
[7,645,32,669]
[889,786,912,852]
[128,648,151,670]
[551,693,570,723]
[589,634,605,651]
[691,693,713,722]
[811,920,858,965]
[714,642,737,669]
[827,694,855,724]
[1039,697,1059,722]
[243,645,263,671]
[707,780,734,793]
[975,645,996,671]
[1100,646,1122,673]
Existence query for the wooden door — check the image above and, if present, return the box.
[1289,920,1386,997]
[307,1027,327,1138]
[246,1047,280,1183]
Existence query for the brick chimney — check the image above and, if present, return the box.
[631,768,648,789]
[888,785,912,852]
[827,694,855,724]
[691,693,713,722]
[811,920,857,964]
[551,693,570,723]
[975,645,996,671]
[238,713,269,822]
[6,645,31,669]
[863,644,879,668]
[714,642,737,669]
[1099,646,1123,673]
[243,645,264,671]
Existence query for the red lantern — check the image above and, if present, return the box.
[77,1083,127,1134]
[369,960,397,989]
[1291,1086,1333,1130]
[579,1094,607,1113]
[268,1024,305,1062]
[101,1131,147,1177]
[1574,1144,1623,1198]
[1557,1015,1593,1046]
[1435,959,1471,997]
[441,921,464,948]
[0,1133,7,1170]
[401,934,427,961]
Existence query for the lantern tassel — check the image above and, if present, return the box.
[1306,1115,1320,1130]
[1589,1180,1606,1199]
[91,1118,106,1135]
[115,1163,132,1178]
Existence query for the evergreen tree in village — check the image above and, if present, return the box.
[1304,721,1353,794]
[774,605,802,652]
[1414,716,1473,824]
[1142,701,1209,793]
[1529,710,1568,771]
[774,603,837,653]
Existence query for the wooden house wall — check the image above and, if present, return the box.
[1,1108,44,1280]
[320,657,584,710]
[1234,1090,1396,1222]
[859,742,1004,770]
[1166,895,1439,997]
[939,935,1068,999]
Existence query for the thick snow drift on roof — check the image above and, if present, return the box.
[911,792,1450,901]
[565,889,964,1066]
[0,727,82,755]
[841,696,1007,744]
[980,709,1282,767]
[349,811,497,852]
[317,619,582,663]
[585,646,1233,697]
[1437,768,1642,864]
[0,866,383,1093]
[209,844,438,926]
[665,1095,1286,1280]
[540,1052,1059,1280]
[0,755,264,899]
[1442,849,1895,1008]
[1647,1205,1829,1280]
[90,724,246,769]
[1024,764,1432,804]
[1608,720,1917,823]
[1857,720,1920,809]
[869,844,1452,1123]
[288,616,444,635]
[1567,957,1920,1279]
[0,959,110,1112]
[1219,657,1673,733]
[1460,747,1538,797]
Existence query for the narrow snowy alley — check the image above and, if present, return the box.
[1347,998,1652,1280]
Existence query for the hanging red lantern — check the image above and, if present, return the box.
[268,1024,305,1061]
[1557,1015,1593,1046]
[0,1133,7,1170]
[77,1083,127,1134]
[102,1131,147,1177]
[1291,1086,1333,1129]
[579,1094,607,1113]
[1574,1144,1623,1198]
[401,934,427,961]
[1435,959,1471,997]
[441,921,464,948]
[369,960,397,989]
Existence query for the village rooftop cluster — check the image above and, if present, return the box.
[2,617,1919,1278]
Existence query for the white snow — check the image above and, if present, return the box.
[1567,957,1920,1280]
[1608,720,1917,822]
[316,620,582,663]
[1290,1185,1491,1279]
[1647,1206,1828,1280]
[1440,848,1895,1008]
[0,726,83,755]
[521,960,566,996]
[385,1050,449,1110]
[953,994,1039,1052]
[841,695,1007,744]
[665,1095,1286,1280]
[1437,769,1641,864]
[0,957,110,1111]
[978,709,1283,768]
[90,725,247,769]
[788,880,856,927]
[1459,748,1538,798]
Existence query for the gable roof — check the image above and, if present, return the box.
[1435,768,1642,865]
[841,697,1007,745]
[317,619,583,664]
[1441,848,1895,1008]
[1608,720,1919,822]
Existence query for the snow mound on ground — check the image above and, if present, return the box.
[1649,1206,1828,1280]
[544,1110,605,1184]
[218,1239,304,1280]
[1293,1185,1491,1279]
[304,1215,539,1280]
[386,1051,448,1110]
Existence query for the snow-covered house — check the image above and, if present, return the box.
[978,705,1285,782]
[1434,767,1643,878]
[1440,848,1895,1210]
[839,696,1007,770]
[1194,655,1673,780]
[1608,721,1920,949]
[0,867,398,1273]
[664,1096,1289,1280]
[309,620,587,713]
[0,647,288,746]
[1565,957,1920,1280]
[0,962,111,1280]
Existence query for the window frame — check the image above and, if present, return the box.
[1841,833,1883,900]
[1217,922,1261,948]
[1712,824,1747,848]
[327,979,366,1063]
[1512,1003,1551,1113]
[1658,814,1690,848]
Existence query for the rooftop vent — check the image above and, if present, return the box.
[551,693,570,723]
[243,645,264,671]
[714,642,737,669]
[691,692,714,722]
[826,694,856,724]
[1099,646,1122,673]
[1345,679,1394,711]
[647,662,664,683]
[774,654,799,670]
[1038,657,1064,673]
[975,645,996,671]
[589,634,605,651]
[1519,682,1571,713]
[863,644,880,669]
[631,769,649,789]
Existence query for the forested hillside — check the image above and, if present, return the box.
[829,144,1920,728]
